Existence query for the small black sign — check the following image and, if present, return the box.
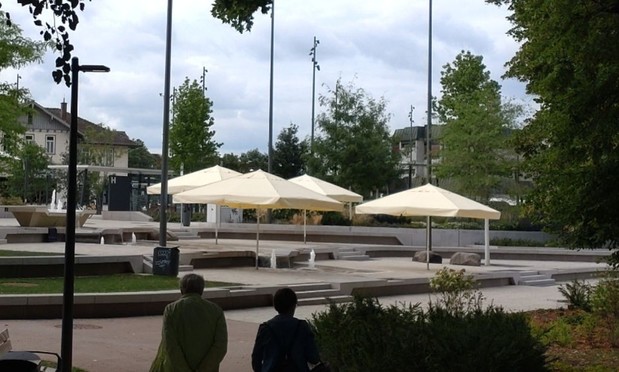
[152,247,180,276]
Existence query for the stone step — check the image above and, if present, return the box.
[339,255,371,261]
[298,295,353,306]
[287,283,333,292]
[179,264,193,272]
[517,271,556,286]
[295,288,341,299]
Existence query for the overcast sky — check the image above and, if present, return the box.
[1,0,529,156]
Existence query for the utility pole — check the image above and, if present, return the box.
[408,105,414,189]
[309,36,320,155]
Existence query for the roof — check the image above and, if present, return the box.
[46,107,136,147]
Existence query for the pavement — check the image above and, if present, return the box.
[0,216,609,372]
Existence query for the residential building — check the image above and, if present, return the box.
[392,125,442,186]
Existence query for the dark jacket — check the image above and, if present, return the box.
[251,314,320,372]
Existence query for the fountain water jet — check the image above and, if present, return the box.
[270,250,277,269]
[309,249,316,269]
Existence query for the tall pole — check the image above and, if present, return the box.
[426,0,433,266]
[16,74,21,102]
[310,36,319,155]
[61,57,80,372]
[61,57,110,372]
[202,66,207,94]
[408,105,414,189]
[159,0,173,247]
[268,0,275,174]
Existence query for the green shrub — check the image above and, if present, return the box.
[539,318,574,347]
[311,297,548,372]
[558,279,592,311]
[429,267,484,315]
[320,211,351,226]
[489,237,545,247]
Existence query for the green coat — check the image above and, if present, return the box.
[150,293,228,372]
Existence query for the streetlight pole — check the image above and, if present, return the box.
[159,0,173,247]
[62,56,109,372]
[408,105,414,189]
[268,0,275,174]
[426,0,433,268]
[310,36,320,155]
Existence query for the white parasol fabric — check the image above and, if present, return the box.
[146,165,241,195]
[174,170,342,268]
[356,183,500,266]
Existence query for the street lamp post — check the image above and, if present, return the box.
[61,56,109,372]
[426,0,433,268]
[159,0,173,247]
[310,36,320,155]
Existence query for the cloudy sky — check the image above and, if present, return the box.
[1,0,528,156]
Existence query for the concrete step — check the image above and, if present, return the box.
[298,295,353,306]
[179,264,193,272]
[517,271,556,286]
[520,278,556,286]
[295,288,341,299]
[287,283,333,292]
[337,248,370,261]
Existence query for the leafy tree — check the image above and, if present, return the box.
[6,142,51,203]
[309,78,399,197]
[128,138,157,169]
[239,148,267,173]
[0,19,46,159]
[1,0,271,84]
[487,0,619,252]
[272,123,307,179]
[169,77,221,174]
[220,152,241,172]
[435,51,520,201]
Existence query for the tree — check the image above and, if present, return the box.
[435,51,520,201]
[220,152,241,172]
[487,0,619,252]
[239,148,267,173]
[0,19,46,159]
[128,139,156,169]
[1,0,272,84]
[169,77,221,174]
[272,123,307,179]
[309,78,399,197]
[6,142,51,204]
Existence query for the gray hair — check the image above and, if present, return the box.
[180,273,205,295]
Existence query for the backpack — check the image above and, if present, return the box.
[265,320,301,372]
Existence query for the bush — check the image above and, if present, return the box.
[558,280,592,311]
[311,269,548,371]
[429,267,484,315]
[320,211,351,226]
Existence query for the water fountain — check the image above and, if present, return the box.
[7,189,94,227]
[100,236,105,245]
[309,249,316,269]
[131,233,137,244]
[270,250,277,269]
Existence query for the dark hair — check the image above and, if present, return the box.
[273,287,297,314]
[180,273,205,295]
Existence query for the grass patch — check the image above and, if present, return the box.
[0,250,63,256]
[0,274,239,294]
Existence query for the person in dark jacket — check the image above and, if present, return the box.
[251,288,321,372]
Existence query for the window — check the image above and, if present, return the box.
[25,134,34,144]
[46,135,56,154]
[104,147,115,167]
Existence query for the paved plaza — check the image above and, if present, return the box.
[0,216,608,371]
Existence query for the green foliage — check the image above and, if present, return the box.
[320,211,351,226]
[272,123,307,179]
[486,0,619,250]
[238,148,267,173]
[128,139,157,169]
[5,142,51,204]
[429,267,484,315]
[558,280,592,311]
[435,50,521,202]
[309,78,400,197]
[311,295,548,371]
[211,0,271,33]
[537,317,574,347]
[169,77,221,174]
[489,237,544,247]
[591,275,619,320]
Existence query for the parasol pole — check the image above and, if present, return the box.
[255,210,261,269]
[303,209,307,244]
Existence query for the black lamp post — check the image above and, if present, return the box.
[310,36,320,155]
[61,56,109,372]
